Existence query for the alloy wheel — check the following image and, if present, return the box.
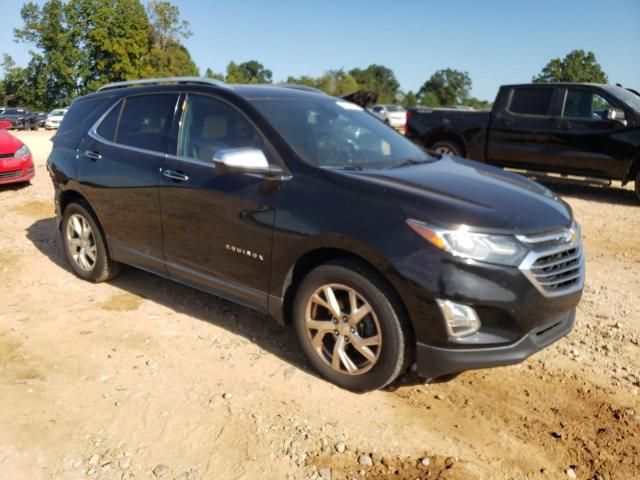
[434,145,455,156]
[305,283,382,375]
[66,213,97,272]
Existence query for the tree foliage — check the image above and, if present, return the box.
[4,0,197,109]
[225,60,272,84]
[205,68,225,81]
[142,0,198,78]
[418,69,472,107]
[348,64,399,103]
[533,49,608,83]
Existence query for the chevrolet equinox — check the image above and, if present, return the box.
[47,77,585,392]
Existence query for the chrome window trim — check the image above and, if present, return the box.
[88,92,181,159]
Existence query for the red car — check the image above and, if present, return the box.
[0,121,34,185]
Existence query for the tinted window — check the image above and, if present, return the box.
[563,90,613,119]
[509,88,553,115]
[96,101,121,141]
[56,96,115,145]
[116,94,178,153]
[386,105,405,112]
[178,94,264,162]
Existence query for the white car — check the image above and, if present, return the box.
[369,104,407,131]
[45,108,68,130]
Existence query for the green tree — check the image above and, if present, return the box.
[225,60,272,84]
[65,0,152,91]
[14,0,82,107]
[464,97,492,110]
[285,75,318,88]
[317,70,359,96]
[533,49,608,83]
[401,90,418,108]
[418,69,471,107]
[348,64,399,103]
[143,0,197,77]
[146,0,191,51]
[205,68,225,81]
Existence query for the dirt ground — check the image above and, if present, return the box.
[0,130,638,480]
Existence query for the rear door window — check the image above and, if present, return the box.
[115,94,179,154]
[509,88,553,115]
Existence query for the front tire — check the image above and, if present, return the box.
[61,202,120,282]
[293,260,410,392]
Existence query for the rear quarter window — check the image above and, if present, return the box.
[509,88,553,116]
[55,95,116,148]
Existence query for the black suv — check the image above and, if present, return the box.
[48,77,585,392]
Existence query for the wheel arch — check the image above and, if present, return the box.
[273,240,415,345]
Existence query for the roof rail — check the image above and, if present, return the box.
[98,76,228,92]
[273,83,325,94]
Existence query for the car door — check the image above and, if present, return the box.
[159,92,282,310]
[487,86,561,171]
[77,92,180,273]
[545,87,630,178]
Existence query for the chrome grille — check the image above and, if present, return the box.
[0,170,22,179]
[518,225,585,297]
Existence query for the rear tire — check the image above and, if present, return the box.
[431,140,464,158]
[293,260,410,392]
[61,202,120,282]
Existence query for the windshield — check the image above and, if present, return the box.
[252,97,430,169]
[386,105,405,112]
[2,108,24,115]
[607,86,640,112]
[50,109,66,116]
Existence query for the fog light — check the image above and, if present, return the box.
[436,299,481,338]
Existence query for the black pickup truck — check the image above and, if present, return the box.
[405,83,640,201]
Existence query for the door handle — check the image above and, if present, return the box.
[556,121,571,130]
[500,118,514,126]
[161,169,189,182]
[83,150,102,161]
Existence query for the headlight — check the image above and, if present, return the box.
[407,219,528,267]
[14,144,30,159]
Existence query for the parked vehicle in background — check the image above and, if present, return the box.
[0,108,37,130]
[0,120,34,185]
[35,112,47,129]
[45,108,68,130]
[369,104,407,131]
[406,83,640,201]
[48,77,584,392]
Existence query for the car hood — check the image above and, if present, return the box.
[337,156,573,235]
[0,129,23,155]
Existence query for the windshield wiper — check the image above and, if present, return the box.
[387,158,430,169]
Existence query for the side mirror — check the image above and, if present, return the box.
[0,121,10,130]
[213,148,284,176]
[607,108,627,126]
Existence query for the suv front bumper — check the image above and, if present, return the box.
[415,308,574,379]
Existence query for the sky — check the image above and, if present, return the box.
[1,0,638,101]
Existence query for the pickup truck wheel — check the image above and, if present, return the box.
[635,171,640,202]
[61,202,121,283]
[293,261,409,392]
[432,140,464,158]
